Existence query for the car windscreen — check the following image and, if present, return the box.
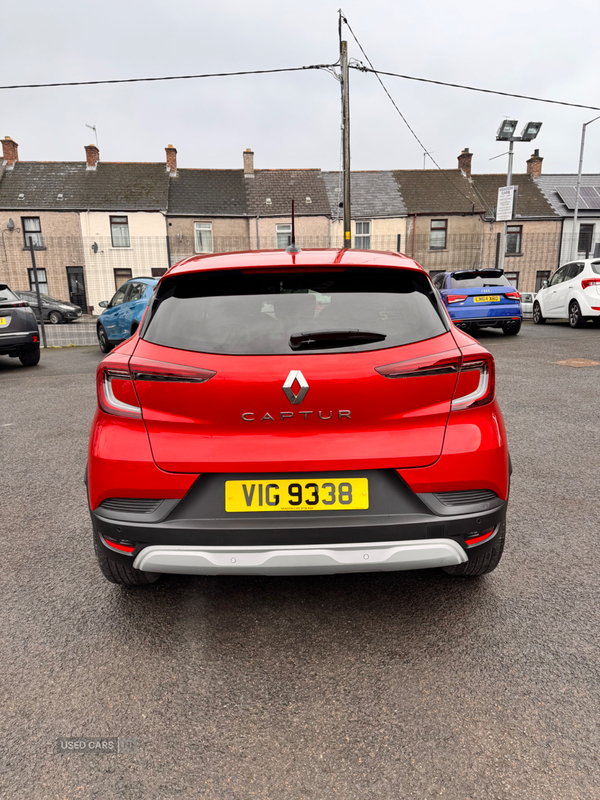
[450,273,512,289]
[143,267,448,355]
[0,284,19,303]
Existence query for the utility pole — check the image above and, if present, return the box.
[340,39,351,248]
[572,115,600,260]
[28,240,47,348]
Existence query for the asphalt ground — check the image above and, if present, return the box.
[1,320,600,799]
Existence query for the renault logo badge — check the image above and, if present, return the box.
[283,370,309,405]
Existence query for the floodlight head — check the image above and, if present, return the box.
[520,121,542,141]
[496,119,519,141]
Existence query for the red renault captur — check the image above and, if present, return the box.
[87,249,510,587]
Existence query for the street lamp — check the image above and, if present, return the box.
[495,119,543,273]
[571,115,600,260]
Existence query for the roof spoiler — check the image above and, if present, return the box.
[451,268,504,279]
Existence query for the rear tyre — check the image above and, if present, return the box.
[93,529,161,587]
[569,301,585,328]
[532,302,545,324]
[18,345,40,366]
[48,311,62,325]
[97,325,113,353]
[502,320,521,336]
[443,521,506,577]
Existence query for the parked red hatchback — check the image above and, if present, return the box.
[87,249,510,586]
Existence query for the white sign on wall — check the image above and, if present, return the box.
[496,186,516,221]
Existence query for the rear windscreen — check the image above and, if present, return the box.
[143,267,448,355]
[450,274,512,289]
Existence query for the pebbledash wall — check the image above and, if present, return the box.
[80,211,169,313]
[0,211,84,301]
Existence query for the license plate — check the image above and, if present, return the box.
[225,478,369,512]
[0,317,7,326]
[474,295,500,303]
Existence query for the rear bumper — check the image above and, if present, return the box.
[132,538,468,576]
[0,329,39,353]
[451,315,521,328]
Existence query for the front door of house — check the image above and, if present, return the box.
[66,267,88,312]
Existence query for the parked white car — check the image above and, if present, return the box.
[533,260,600,328]
[520,292,536,318]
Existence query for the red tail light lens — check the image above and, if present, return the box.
[505,291,520,300]
[97,353,216,417]
[451,352,495,410]
[582,278,600,290]
[104,536,136,554]
[97,366,142,418]
[375,350,461,379]
[465,527,495,546]
[446,295,468,304]
[129,356,216,384]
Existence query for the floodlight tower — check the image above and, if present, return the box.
[496,120,542,273]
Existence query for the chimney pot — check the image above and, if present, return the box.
[85,143,99,170]
[243,148,254,177]
[457,147,472,178]
[1,136,19,168]
[165,144,177,176]
[527,150,543,177]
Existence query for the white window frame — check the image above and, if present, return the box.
[430,219,447,250]
[355,221,371,249]
[110,216,130,248]
[194,222,214,254]
[276,224,292,249]
[28,267,48,295]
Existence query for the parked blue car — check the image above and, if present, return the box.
[432,269,522,336]
[97,277,158,353]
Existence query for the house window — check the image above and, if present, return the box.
[276,224,292,249]
[114,268,132,291]
[578,223,594,255]
[110,216,130,248]
[506,225,523,255]
[151,268,167,277]
[27,267,48,295]
[194,222,213,254]
[504,271,519,289]
[22,217,43,248]
[430,220,447,250]
[535,270,551,292]
[355,221,371,249]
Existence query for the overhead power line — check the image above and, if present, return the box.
[339,11,478,208]
[0,64,336,91]
[350,66,600,113]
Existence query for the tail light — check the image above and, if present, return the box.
[97,353,216,418]
[0,301,30,309]
[451,352,494,410]
[505,291,520,300]
[375,349,495,410]
[446,295,468,304]
[582,278,600,290]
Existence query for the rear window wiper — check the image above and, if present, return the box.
[289,329,386,350]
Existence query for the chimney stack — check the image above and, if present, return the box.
[1,136,19,168]
[85,144,99,170]
[527,149,543,177]
[457,147,472,178]
[243,147,254,177]
[165,144,177,176]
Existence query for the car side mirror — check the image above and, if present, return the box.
[542,280,548,289]
[98,300,108,308]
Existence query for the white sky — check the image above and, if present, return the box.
[3,0,600,176]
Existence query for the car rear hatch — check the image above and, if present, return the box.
[127,265,463,473]
[446,270,520,317]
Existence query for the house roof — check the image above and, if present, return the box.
[393,169,483,215]
[535,174,600,216]
[392,168,559,219]
[244,169,330,217]
[470,173,559,219]
[322,171,407,218]
[167,169,248,216]
[0,162,170,211]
